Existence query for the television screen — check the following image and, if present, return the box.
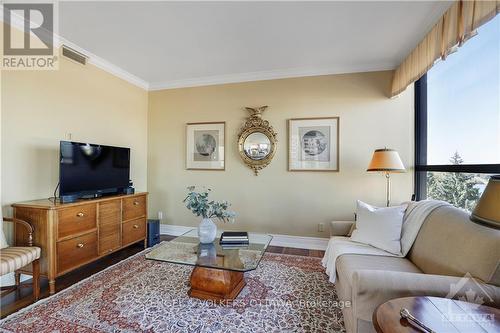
[59,141,130,196]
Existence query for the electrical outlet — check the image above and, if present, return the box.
[158,211,163,220]
[318,223,324,232]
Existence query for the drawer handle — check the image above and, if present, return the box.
[133,224,139,229]
[77,243,85,248]
[76,212,85,218]
[133,201,140,206]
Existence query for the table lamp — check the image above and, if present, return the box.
[470,175,500,229]
[367,148,406,207]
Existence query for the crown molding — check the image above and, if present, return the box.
[2,5,395,92]
[55,37,149,90]
[1,2,450,93]
[148,63,395,91]
[1,6,393,92]
[0,7,149,90]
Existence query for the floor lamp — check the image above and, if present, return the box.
[367,148,406,207]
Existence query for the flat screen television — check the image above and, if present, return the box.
[59,141,130,200]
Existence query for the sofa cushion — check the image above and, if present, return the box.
[336,254,422,293]
[408,205,500,286]
[0,246,41,275]
[335,255,423,333]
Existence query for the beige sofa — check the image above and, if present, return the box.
[330,205,500,333]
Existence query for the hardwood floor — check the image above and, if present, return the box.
[266,245,325,258]
[0,235,325,319]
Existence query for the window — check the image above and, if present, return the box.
[415,15,500,211]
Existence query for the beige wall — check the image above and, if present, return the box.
[148,71,414,237]
[1,53,149,217]
[1,37,414,240]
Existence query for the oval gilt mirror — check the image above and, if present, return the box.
[238,106,277,175]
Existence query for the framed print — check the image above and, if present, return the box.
[186,122,225,170]
[288,117,339,172]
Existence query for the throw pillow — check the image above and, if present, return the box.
[350,200,407,255]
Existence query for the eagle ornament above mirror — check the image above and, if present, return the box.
[237,106,277,175]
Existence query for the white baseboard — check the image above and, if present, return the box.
[159,224,329,251]
[268,234,329,251]
[160,224,195,236]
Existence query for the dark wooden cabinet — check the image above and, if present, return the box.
[12,192,148,294]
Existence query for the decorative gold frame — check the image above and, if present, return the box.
[237,106,278,175]
[288,117,340,172]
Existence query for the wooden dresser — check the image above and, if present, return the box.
[12,192,148,294]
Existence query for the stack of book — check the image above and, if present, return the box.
[220,231,249,248]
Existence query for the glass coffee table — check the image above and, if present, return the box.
[146,229,272,301]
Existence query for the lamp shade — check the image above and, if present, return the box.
[470,175,500,229]
[367,148,406,172]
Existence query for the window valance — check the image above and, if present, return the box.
[391,0,499,97]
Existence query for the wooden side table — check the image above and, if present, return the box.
[373,296,499,333]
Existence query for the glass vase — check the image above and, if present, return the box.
[198,218,216,244]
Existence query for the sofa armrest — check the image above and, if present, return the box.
[330,220,354,236]
[350,270,500,322]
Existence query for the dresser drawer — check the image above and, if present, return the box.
[122,218,146,245]
[99,223,121,255]
[58,204,97,239]
[57,232,98,273]
[99,200,121,225]
[98,200,121,255]
[122,196,146,221]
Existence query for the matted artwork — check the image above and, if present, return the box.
[288,117,339,171]
[186,122,225,170]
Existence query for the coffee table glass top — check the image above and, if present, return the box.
[145,229,273,272]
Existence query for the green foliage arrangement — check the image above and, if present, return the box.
[183,186,236,223]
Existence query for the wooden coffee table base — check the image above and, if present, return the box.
[188,266,246,301]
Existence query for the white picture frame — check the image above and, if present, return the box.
[288,117,339,172]
[186,122,225,170]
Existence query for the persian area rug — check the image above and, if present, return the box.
[0,248,346,332]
